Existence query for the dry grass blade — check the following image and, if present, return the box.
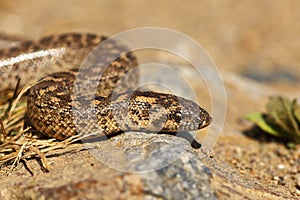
[10,141,27,170]
[6,82,32,121]
[29,146,50,171]
[0,118,8,140]
[0,127,30,149]
[4,78,20,119]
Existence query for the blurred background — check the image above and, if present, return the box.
[0,0,299,75]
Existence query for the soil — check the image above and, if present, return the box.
[213,132,300,197]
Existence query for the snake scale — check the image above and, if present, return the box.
[0,33,212,140]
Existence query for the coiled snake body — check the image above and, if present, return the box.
[0,33,211,140]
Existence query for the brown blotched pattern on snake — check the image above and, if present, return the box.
[0,33,212,140]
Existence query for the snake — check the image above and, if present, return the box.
[0,33,212,141]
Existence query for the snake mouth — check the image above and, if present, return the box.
[198,115,213,129]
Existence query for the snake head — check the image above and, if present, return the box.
[111,91,212,133]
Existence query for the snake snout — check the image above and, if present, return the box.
[176,99,212,131]
[158,94,212,132]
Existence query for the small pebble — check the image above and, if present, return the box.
[296,176,300,190]
[277,164,285,170]
[278,176,285,186]
[291,166,298,174]
[272,176,280,185]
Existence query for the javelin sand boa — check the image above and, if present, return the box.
[0,33,211,140]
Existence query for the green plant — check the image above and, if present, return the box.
[245,96,300,146]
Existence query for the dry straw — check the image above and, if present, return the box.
[0,82,86,174]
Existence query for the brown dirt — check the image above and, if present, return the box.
[213,133,300,197]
